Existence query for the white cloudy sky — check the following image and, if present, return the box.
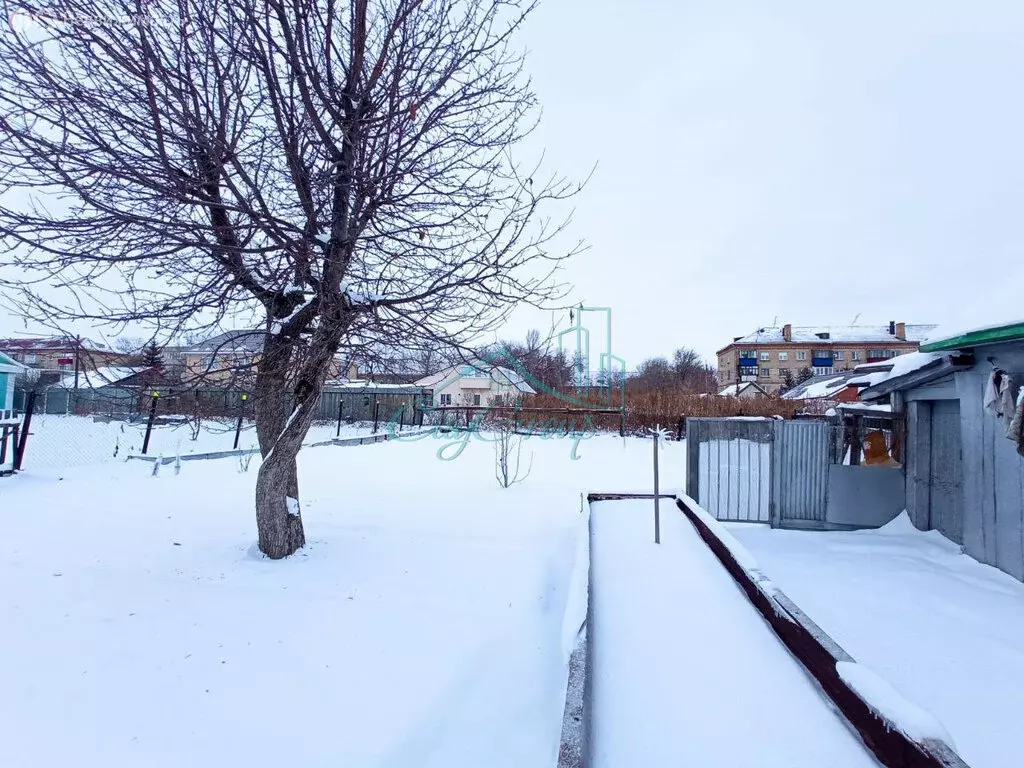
[503,0,1024,364]
[2,0,1022,366]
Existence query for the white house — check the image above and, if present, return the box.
[415,363,536,407]
[717,381,769,399]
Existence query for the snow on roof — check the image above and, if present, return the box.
[324,380,423,391]
[494,366,536,394]
[724,324,937,348]
[0,336,112,352]
[853,361,895,372]
[782,372,859,400]
[414,363,537,394]
[885,351,944,378]
[846,371,890,387]
[53,366,145,389]
[851,352,946,391]
[717,382,767,397]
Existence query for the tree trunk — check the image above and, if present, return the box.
[255,443,306,558]
[252,326,345,559]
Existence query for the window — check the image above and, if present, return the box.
[796,351,807,361]
[867,349,897,361]
[439,393,452,405]
[851,351,861,361]
[833,351,844,361]
[813,366,834,376]
[23,353,37,364]
[472,394,481,406]
[759,351,770,361]
[760,367,770,377]
[778,352,788,361]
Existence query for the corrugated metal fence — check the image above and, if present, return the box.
[686,418,774,522]
[773,420,830,525]
[686,415,906,529]
[686,417,833,526]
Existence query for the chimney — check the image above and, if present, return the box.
[895,322,906,341]
[782,323,792,342]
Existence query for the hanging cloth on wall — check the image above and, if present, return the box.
[1000,375,1018,432]
[984,370,1003,415]
[1007,388,1024,457]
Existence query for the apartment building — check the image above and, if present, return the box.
[716,321,937,392]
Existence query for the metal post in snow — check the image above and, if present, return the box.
[373,400,380,434]
[653,426,661,544]
[141,392,159,455]
[336,397,344,437]
[14,390,36,471]
[398,403,405,432]
[233,393,248,450]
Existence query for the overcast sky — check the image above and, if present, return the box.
[503,0,1024,365]
[2,1,1022,367]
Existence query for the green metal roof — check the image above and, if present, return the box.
[921,321,1024,352]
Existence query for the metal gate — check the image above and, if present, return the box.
[686,418,774,522]
[772,420,830,525]
[687,417,833,526]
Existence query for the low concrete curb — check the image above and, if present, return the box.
[675,496,969,768]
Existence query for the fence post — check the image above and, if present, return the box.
[233,393,248,450]
[373,400,380,434]
[336,397,344,437]
[14,390,37,471]
[141,392,160,455]
[676,416,684,442]
[620,407,626,437]
[398,404,405,432]
[653,428,661,544]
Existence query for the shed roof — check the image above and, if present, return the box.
[781,370,862,400]
[921,320,1024,353]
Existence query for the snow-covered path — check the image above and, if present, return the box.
[0,433,675,768]
[589,499,876,767]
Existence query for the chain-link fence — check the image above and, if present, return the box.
[9,383,427,471]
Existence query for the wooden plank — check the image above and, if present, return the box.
[675,496,970,768]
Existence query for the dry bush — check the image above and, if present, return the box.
[526,386,802,435]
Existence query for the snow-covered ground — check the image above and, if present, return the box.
[589,499,875,767]
[15,414,381,470]
[730,514,1024,768]
[0,432,679,767]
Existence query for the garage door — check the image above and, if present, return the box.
[928,400,964,544]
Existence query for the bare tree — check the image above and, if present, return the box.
[671,347,716,392]
[0,0,581,557]
[493,417,531,488]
